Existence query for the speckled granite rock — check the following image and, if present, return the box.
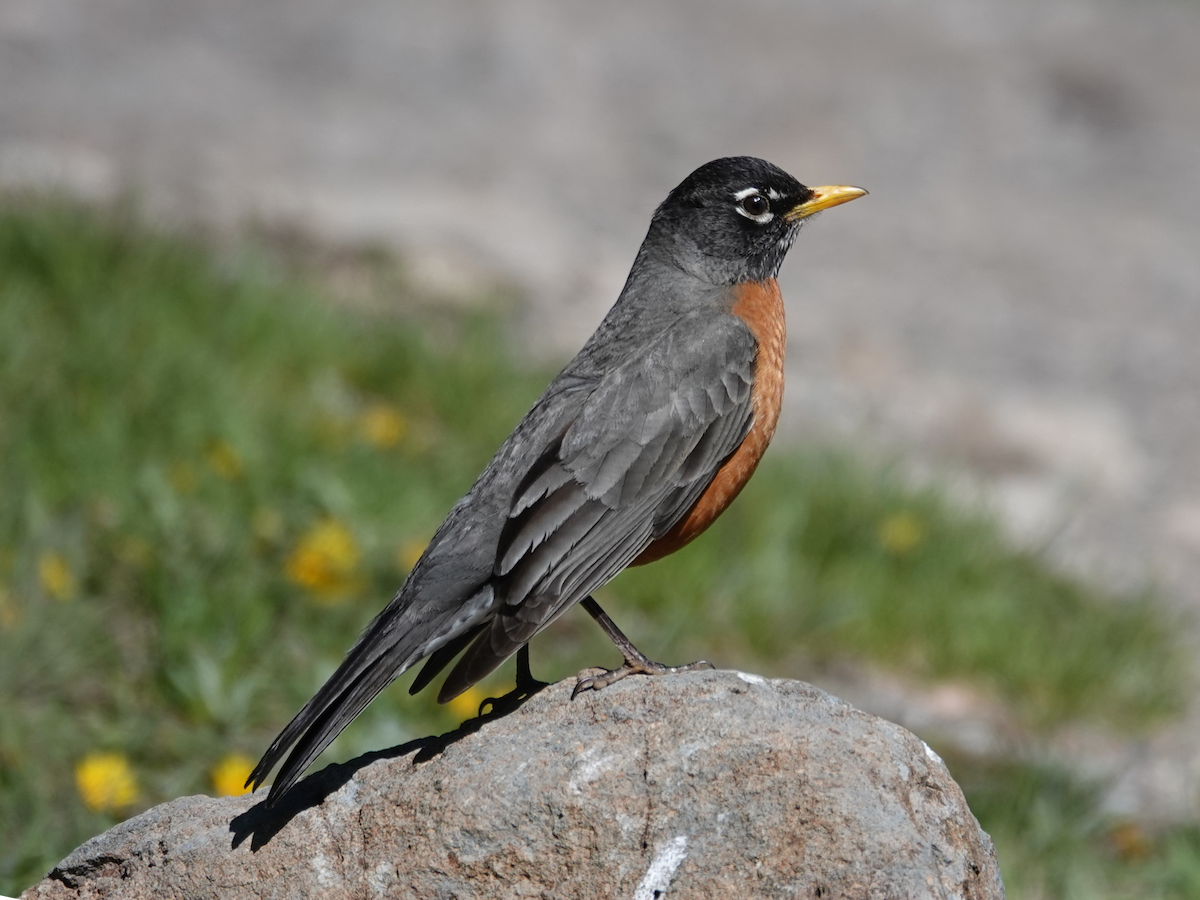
[23,672,1003,899]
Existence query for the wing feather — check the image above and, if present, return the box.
[438,311,758,700]
[253,305,762,800]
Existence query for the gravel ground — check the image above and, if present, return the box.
[3,0,1199,820]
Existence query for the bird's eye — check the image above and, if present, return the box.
[739,194,770,217]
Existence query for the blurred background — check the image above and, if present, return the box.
[2,0,1199,895]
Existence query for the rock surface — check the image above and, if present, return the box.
[23,672,1003,900]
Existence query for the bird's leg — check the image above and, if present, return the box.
[572,596,713,699]
[478,645,547,716]
[513,644,545,694]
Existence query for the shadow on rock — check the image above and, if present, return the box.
[229,679,548,851]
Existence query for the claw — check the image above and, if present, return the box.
[572,595,715,700]
[476,644,547,717]
[571,658,713,699]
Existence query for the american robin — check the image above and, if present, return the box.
[248,156,865,805]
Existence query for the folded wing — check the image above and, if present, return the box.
[250,307,758,804]
[438,310,757,699]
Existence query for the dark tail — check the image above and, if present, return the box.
[246,623,421,805]
[246,586,494,805]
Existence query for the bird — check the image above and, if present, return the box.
[247,156,866,805]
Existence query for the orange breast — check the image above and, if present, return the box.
[633,278,786,565]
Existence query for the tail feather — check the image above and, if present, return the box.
[246,633,421,804]
[248,583,498,804]
[259,660,407,806]
[438,617,526,703]
[408,623,484,696]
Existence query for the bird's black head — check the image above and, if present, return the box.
[645,156,865,285]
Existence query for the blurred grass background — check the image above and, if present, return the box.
[0,196,1195,897]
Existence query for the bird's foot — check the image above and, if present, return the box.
[572,595,714,699]
[478,676,547,717]
[478,645,547,717]
[571,655,713,699]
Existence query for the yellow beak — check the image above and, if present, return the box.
[785,185,868,221]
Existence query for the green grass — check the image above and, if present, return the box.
[956,757,1200,899]
[0,196,1193,896]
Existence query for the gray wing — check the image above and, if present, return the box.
[248,388,589,805]
[250,309,756,805]
[437,310,756,699]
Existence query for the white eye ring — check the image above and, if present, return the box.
[733,188,774,224]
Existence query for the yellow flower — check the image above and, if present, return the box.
[115,537,152,568]
[0,587,20,630]
[211,753,255,797]
[360,403,407,449]
[285,518,362,601]
[313,415,351,452]
[38,551,77,601]
[879,512,926,556]
[168,461,198,495]
[75,752,137,812]
[396,537,428,573]
[446,686,487,721]
[252,508,284,545]
[1107,820,1152,862]
[206,440,243,480]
